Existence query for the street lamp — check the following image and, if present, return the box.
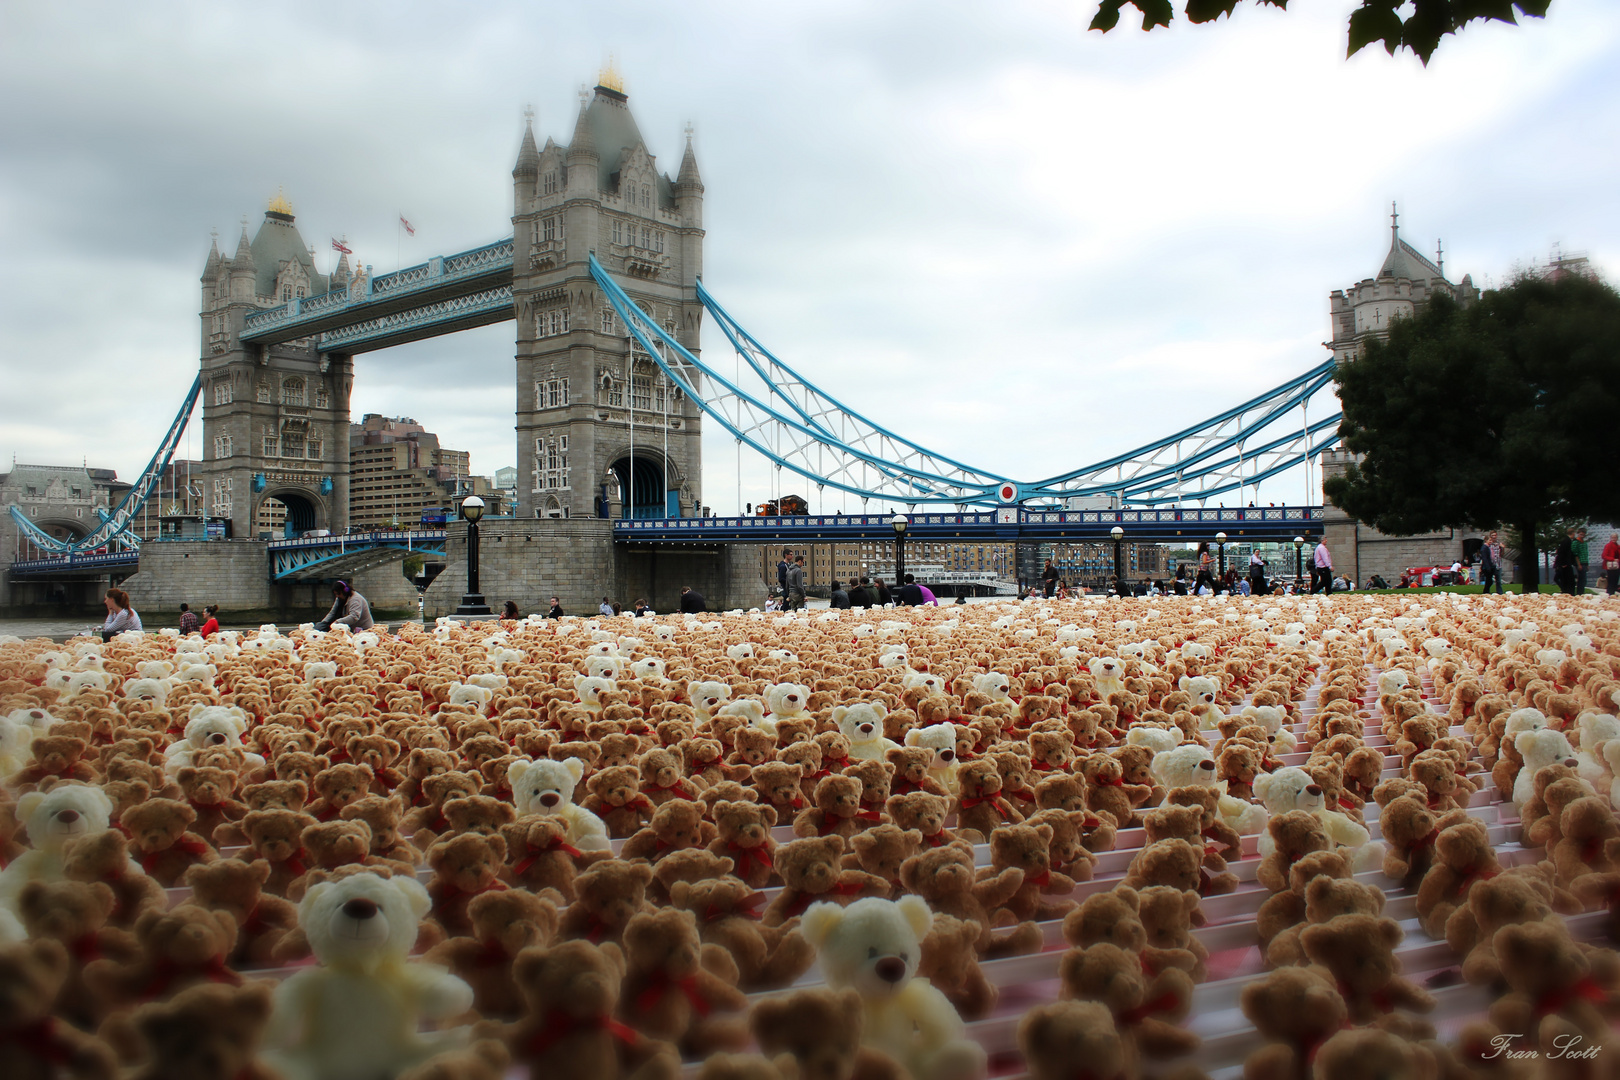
[1110,526,1124,594]
[455,495,491,615]
[1293,536,1305,593]
[1215,532,1228,583]
[892,514,908,594]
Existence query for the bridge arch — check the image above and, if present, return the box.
[255,488,326,539]
[607,449,683,519]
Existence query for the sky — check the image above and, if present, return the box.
[2,0,1617,516]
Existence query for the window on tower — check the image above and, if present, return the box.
[612,219,623,245]
[281,378,306,406]
[543,171,557,195]
[212,381,233,406]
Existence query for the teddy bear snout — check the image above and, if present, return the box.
[539,792,561,808]
[56,809,80,824]
[874,956,907,982]
[1197,760,1215,772]
[1306,784,1322,797]
[207,732,227,745]
[940,749,955,762]
[342,898,379,920]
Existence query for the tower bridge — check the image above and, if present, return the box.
[16,76,1466,620]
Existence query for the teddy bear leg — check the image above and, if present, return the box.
[699,941,742,986]
[1134,1017,1201,1058]
[1263,927,1306,969]
[983,921,1042,958]
[1034,898,1077,922]
[917,1038,988,1080]
[760,930,816,989]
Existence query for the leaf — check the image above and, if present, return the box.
[1136,0,1176,29]
[1090,0,1126,32]
[1185,0,1242,23]
[1347,1,1405,57]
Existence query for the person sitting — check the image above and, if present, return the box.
[314,581,372,632]
[897,574,926,607]
[679,586,707,614]
[502,600,520,620]
[198,605,220,637]
[633,598,652,617]
[178,603,199,636]
[829,582,851,609]
[101,588,142,641]
[547,596,564,618]
[599,596,615,617]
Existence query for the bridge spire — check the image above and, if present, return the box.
[514,106,540,178]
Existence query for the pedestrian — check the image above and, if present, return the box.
[853,577,875,609]
[101,588,142,641]
[502,600,520,619]
[679,586,707,614]
[313,581,372,631]
[599,596,614,617]
[1042,559,1058,598]
[633,598,653,617]
[1248,549,1266,595]
[917,580,939,605]
[547,596,564,619]
[1312,538,1334,595]
[776,549,792,599]
[178,603,199,636]
[1554,529,1577,595]
[898,573,926,606]
[785,555,807,610]
[830,581,851,609]
[874,578,892,606]
[198,605,220,637]
[1479,531,1505,594]
[1193,542,1215,595]
[1603,532,1620,596]
[1575,528,1590,593]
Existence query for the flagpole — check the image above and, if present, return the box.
[397,215,402,272]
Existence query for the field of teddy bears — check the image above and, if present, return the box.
[3,591,1620,1080]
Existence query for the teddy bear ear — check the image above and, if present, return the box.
[390,873,433,920]
[563,757,585,785]
[759,804,778,827]
[798,900,845,948]
[1034,822,1054,843]
[831,706,848,725]
[896,894,934,939]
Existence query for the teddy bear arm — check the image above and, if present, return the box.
[406,963,475,1021]
[1134,1017,1202,1057]
[790,808,825,838]
[970,868,1026,909]
[693,964,748,1011]
[1040,870,1077,895]
[1243,1042,1305,1080]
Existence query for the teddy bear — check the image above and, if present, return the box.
[1444,870,1560,986]
[164,704,262,775]
[749,760,808,819]
[183,858,299,966]
[833,703,898,762]
[800,896,987,1080]
[670,874,815,990]
[1018,1000,1134,1080]
[1521,767,1591,850]
[1416,817,1503,938]
[1408,749,1479,814]
[508,757,612,852]
[884,746,949,800]
[494,938,681,1080]
[1300,913,1436,1023]
[7,733,98,790]
[884,790,968,851]
[83,901,241,1012]
[495,814,579,900]
[617,907,750,1057]
[0,939,119,1078]
[1489,920,1614,1051]
[794,774,868,840]
[981,822,1077,922]
[172,764,252,842]
[1076,754,1142,832]
[581,765,656,839]
[1256,810,1330,894]
[912,912,998,1021]
[727,726,777,769]
[750,986,912,1080]
[1551,796,1620,887]
[559,859,656,945]
[425,832,510,939]
[952,758,1023,842]
[764,835,890,925]
[1377,794,1441,890]
[58,828,166,931]
[842,758,896,827]
[898,841,1041,957]
[1216,741,1264,802]
[1311,1027,1440,1080]
[263,871,473,1080]
[307,763,379,824]
[706,799,779,889]
[621,798,717,863]
[109,981,281,1080]
[903,722,960,794]
[1138,803,1238,897]
[13,878,140,1024]
[0,782,115,908]
[1137,886,1210,982]
[844,824,924,897]
[1253,766,1374,867]
[1264,874,1389,968]
[397,747,457,810]
[1058,940,1199,1058]
[1238,964,1350,1080]
[339,794,423,865]
[639,747,702,807]
[423,888,561,1020]
[1512,727,1577,809]
[237,809,318,897]
[119,798,217,887]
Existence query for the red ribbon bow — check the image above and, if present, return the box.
[725,840,774,876]
[0,1018,75,1064]
[920,828,948,848]
[705,892,765,923]
[523,1012,640,1056]
[648,779,694,799]
[139,954,241,1000]
[1031,760,1055,772]
[67,933,103,965]
[958,794,1014,820]
[1453,864,1499,898]
[512,836,584,876]
[1026,870,1052,888]
[855,808,884,823]
[1534,976,1607,1017]
[634,973,711,1017]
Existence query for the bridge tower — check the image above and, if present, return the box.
[512,75,705,521]
[197,196,354,540]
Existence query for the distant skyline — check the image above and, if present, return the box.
[3,0,1617,513]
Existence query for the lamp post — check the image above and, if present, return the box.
[455,496,491,615]
[1111,525,1124,593]
[1215,532,1227,584]
[1293,536,1305,593]
[892,514,908,592]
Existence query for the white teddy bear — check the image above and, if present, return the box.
[570,675,617,717]
[1177,675,1225,731]
[835,703,897,761]
[585,654,626,680]
[163,705,262,775]
[1089,657,1125,701]
[507,757,610,852]
[1150,744,1268,835]
[264,871,472,1080]
[1513,728,1577,809]
[631,658,668,682]
[801,896,986,1080]
[904,723,960,795]
[763,683,811,730]
[1241,704,1297,754]
[464,673,508,692]
[717,698,770,734]
[301,661,339,683]
[445,682,493,713]
[726,643,756,662]
[1253,766,1376,869]
[902,671,946,697]
[1574,711,1620,787]
[970,672,1011,702]
[0,783,115,910]
[122,678,170,707]
[687,681,732,725]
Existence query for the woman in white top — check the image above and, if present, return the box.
[101,587,142,640]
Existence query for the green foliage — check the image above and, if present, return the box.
[402,554,425,580]
[1323,272,1620,590]
[1089,0,1549,63]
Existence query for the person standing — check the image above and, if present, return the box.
[830,581,851,609]
[1248,549,1266,595]
[547,596,564,618]
[1480,531,1505,594]
[1603,532,1620,596]
[1192,542,1215,595]
[852,577,875,609]
[679,586,707,614]
[101,588,142,641]
[1312,538,1334,595]
[178,603,199,636]
[873,578,892,606]
[1554,529,1577,595]
[776,549,792,599]
[786,555,807,610]
[1042,560,1059,598]
[897,573,925,606]
[1575,528,1590,593]
[314,581,372,631]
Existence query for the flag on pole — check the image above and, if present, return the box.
[399,215,415,236]
[332,238,352,254]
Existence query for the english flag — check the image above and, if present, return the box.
[399,215,415,236]
[332,239,352,255]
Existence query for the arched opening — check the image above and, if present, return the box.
[19,519,90,561]
[257,492,318,539]
[610,454,669,520]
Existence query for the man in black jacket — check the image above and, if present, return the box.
[679,586,707,613]
[546,596,564,618]
[852,577,875,609]
[897,573,926,607]
[830,582,851,609]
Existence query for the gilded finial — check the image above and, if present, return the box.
[524,103,535,125]
[268,187,294,217]
[598,55,623,92]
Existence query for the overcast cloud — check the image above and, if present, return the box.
[2,0,1617,514]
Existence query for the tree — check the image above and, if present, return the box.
[1089,1,1549,64]
[1322,272,1620,593]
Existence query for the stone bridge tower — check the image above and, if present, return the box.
[511,75,705,520]
[196,196,353,539]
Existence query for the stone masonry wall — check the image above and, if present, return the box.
[121,540,274,617]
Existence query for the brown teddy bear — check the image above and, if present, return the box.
[1026,807,1099,882]
[497,938,681,1080]
[1551,796,1620,887]
[84,903,241,1012]
[1121,838,1204,895]
[1239,964,1350,1080]
[8,734,98,790]
[1058,941,1199,1058]
[898,840,1041,957]
[707,799,779,889]
[1027,729,1077,776]
[1416,818,1502,938]
[584,765,657,839]
[424,888,561,1020]
[621,798,717,863]
[1215,742,1263,802]
[338,794,423,865]
[14,879,139,1025]
[396,747,456,810]
[917,912,998,1020]
[793,774,868,840]
[1489,920,1614,1051]
[306,762,377,822]
[111,981,280,1080]
[639,746,702,807]
[1077,753,1140,830]
[1379,794,1440,890]
[182,858,298,965]
[1018,999,1134,1080]
[559,858,656,945]
[426,832,510,938]
[1138,804,1237,897]
[499,814,582,900]
[749,761,807,818]
[618,907,749,1057]
[401,770,483,845]
[843,824,923,897]
[440,793,517,838]
[1300,913,1436,1023]
[991,750,1040,819]
[952,758,1023,841]
[1311,1026,1433,1080]
[172,765,251,842]
[236,808,317,897]
[61,828,167,930]
[982,822,1077,922]
[1256,811,1330,894]
[670,874,814,990]
[1136,886,1209,982]
[1255,849,1352,952]
[883,746,948,797]
[1166,785,1242,864]
[763,835,888,926]
[651,849,737,906]
[1444,869,1560,986]
[727,727,776,769]
[1523,769,1591,850]
[1264,874,1388,968]
[884,791,966,849]
[345,734,405,794]
[841,759,894,828]
[289,819,412,901]
[120,799,218,887]
[0,939,119,1078]
[1408,749,1478,813]
[750,986,910,1080]
[777,740,824,803]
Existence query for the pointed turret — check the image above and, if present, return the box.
[566,95,596,162]
[514,112,540,214]
[514,119,540,178]
[227,228,256,302]
[676,128,702,191]
[201,237,221,281]
[232,229,254,271]
[331,251,352,291]
[675,124,704,230]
